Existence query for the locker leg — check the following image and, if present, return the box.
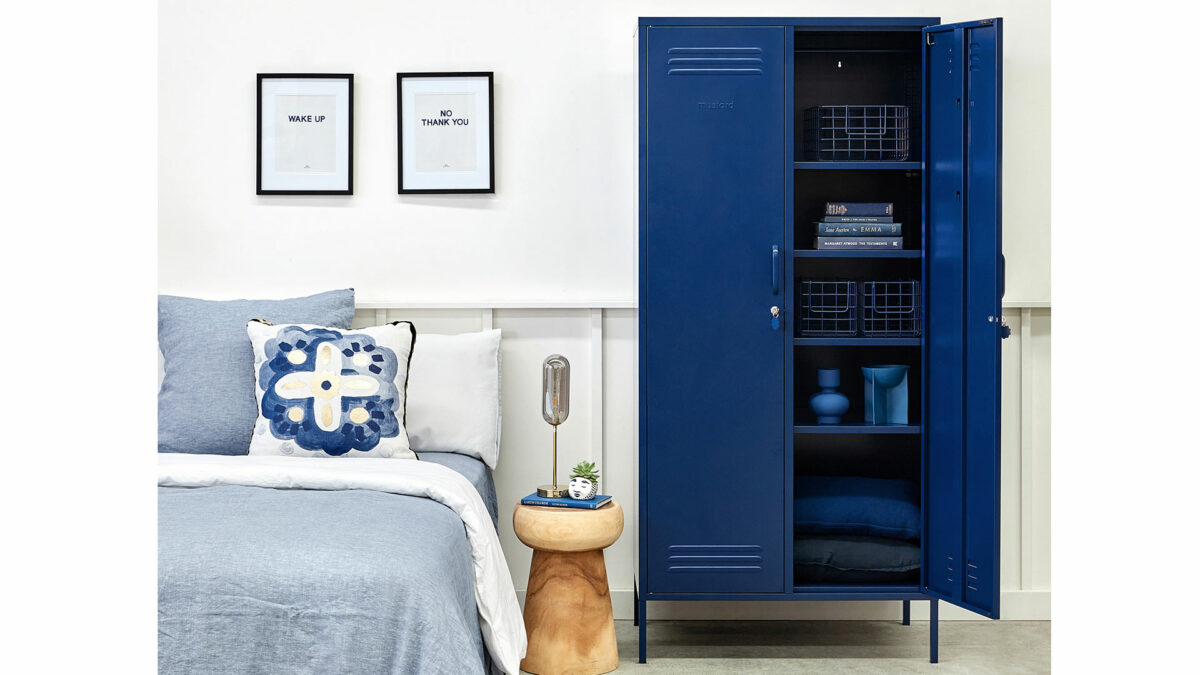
[638,599,648,663]
[902,600,910,625]
[634,582,639,627]
[930,599,939,664]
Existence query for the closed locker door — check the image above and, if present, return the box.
[641,24,788,594]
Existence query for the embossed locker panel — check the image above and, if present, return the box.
[923,18,1003,619]
[640,25,788,594]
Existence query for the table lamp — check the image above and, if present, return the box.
[537,354,570,498]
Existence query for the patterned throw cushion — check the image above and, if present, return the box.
[247,320,417,458]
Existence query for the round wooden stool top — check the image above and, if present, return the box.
[513,500,624,552]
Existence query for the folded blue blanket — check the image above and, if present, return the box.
[794,476,920,540]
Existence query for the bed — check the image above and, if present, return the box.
[158,451,523,675]
[157,294,522,673]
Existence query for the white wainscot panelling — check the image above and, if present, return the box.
[998,307,1051,617]
[355,305,1049,622]
[355,305,637,619]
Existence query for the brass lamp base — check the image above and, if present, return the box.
[537,484,567,498]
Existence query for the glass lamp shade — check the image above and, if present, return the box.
[542,355,570,426]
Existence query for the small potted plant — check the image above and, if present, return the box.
[567,461,600,500]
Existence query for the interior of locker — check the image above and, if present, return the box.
[792,28,925,588]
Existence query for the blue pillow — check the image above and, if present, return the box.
[794,476,920,540]
[158,290,355,454]
[794,535,920,584]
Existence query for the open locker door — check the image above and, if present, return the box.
[922,17,1004,619]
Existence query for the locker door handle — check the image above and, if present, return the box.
[999,254,1006,300]
[998,254,1008,338]
[771,245,780,294]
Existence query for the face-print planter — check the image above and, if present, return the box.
[567,461,600,500]
[568,476,598,501]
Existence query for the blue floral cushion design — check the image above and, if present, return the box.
[248,321,417,459]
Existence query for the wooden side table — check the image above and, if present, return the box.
[513,500,624,675]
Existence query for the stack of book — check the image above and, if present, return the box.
[814,202,903,250]
[521,492,613,509]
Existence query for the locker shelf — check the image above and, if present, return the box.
[791,585,925,601]
[793,423,920,435]
[795,250,921,259]
[792,49,920,54]
[794,161,921,170]
[794,337,920,346]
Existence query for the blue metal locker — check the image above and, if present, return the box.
[638,15,1005,662]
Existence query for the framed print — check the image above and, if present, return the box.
[397,72,494,194]
[257,74,353,195]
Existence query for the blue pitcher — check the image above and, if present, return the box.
[862,365,909,425]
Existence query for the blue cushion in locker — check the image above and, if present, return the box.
[794,535,921,584]
[794,476,920,540]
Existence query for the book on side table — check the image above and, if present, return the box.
[521,493,613,510]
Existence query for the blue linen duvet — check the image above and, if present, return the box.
[158,453,501,675]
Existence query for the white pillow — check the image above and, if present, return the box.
[246,320,417,459]
[406,329,502,468]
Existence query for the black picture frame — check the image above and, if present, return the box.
[397,72,495,194]
[257,73,354,195]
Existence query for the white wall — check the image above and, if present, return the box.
[160,0,1051,620]
[159,0,1049,304]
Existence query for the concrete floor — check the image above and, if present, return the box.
[587,619,1050,674]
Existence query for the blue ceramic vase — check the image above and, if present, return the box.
[862,365,909,425]
[810,369,850,424]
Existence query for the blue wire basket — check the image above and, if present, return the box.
[799,280,858,336]
[860,280,922,337]
[804,105,910,161]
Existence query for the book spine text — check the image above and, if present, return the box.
[816,223,903,236]
[821,215,894,223]
[825,202,893,216]
[815,237,904,249]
